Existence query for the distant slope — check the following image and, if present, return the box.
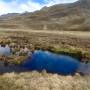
[0,13,20,20]
[0,13,21,29]
[0,0,90,31]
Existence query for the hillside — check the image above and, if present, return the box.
[0,0,90,30]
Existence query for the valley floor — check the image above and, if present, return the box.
[0,28,90,60]
[0,28,90,38]
[0,28,90,90]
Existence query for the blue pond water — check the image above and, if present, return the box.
[22,50,80,75]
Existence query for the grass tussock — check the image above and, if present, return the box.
[0,71,90,90]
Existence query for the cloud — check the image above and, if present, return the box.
[0,0,43,15]
[45,0,78,6]
[20,1,44,12]
[0,0,78,15]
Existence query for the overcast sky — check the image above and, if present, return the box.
[0,0,78,15]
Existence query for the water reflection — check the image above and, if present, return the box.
[78,62,90,74]
[0,44,30,56]
[0,45,11,56]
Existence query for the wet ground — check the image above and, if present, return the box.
[0,48,90,75]
[0,29,90,75]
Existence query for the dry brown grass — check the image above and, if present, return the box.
[0,29,90,60]
[0,71,90,90]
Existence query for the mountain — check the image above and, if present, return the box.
[0,0,90,30]
[0,13,20,20]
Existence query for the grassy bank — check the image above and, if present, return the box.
[49,46,90,62]
[34,44,90,62]
[0,71,90,90]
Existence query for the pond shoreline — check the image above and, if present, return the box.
[0,44,90,64]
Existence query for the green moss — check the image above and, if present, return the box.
[82,51,90,59]
[14,60,21,65]
[46,46,90,61]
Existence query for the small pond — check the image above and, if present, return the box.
[22,50,81,75]
[0,45,90,75]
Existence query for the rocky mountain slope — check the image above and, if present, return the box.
[0,0,90,30]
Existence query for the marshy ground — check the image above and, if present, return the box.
[0,28,90,90]
[0,28,90,61]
